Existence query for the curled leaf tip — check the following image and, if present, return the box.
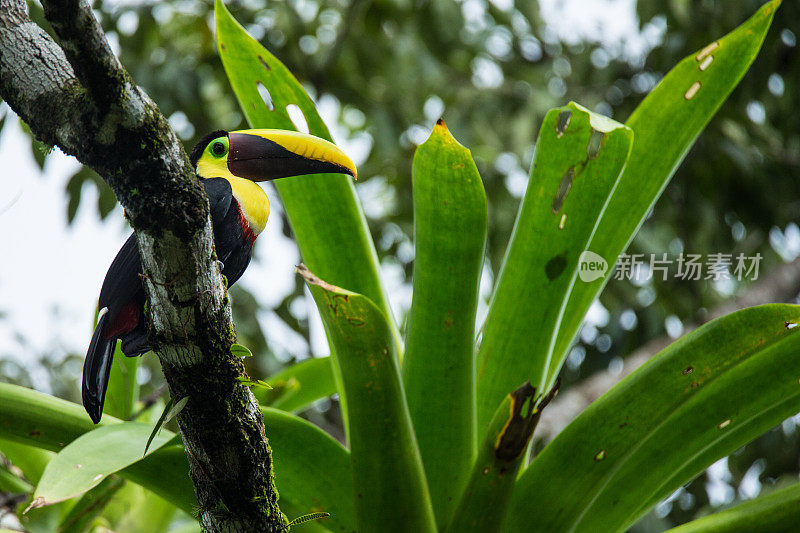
[24,496,46,514]
[296,263,347,294]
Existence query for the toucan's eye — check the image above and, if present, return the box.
[211,141,227,157]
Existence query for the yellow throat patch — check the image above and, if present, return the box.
[226,176,269,235]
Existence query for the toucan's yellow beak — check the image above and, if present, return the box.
[227,129,357,181]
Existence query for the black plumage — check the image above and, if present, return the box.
[82,178,254,423]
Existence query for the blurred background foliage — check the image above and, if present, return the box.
[1,0,799,530]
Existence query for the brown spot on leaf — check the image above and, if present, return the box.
[494,378,560,462]
[587,129,603,159]
[551,167,574,213]
[545,253,567,281]
[556,109,572,137]
[682,366,694,375]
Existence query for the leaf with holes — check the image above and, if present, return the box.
[449,381,557,532]
[546,0,781,389]
[506,305,800,533]
[215,0,399,347]
[476,103,633,431]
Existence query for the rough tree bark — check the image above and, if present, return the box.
[0,0,287,530]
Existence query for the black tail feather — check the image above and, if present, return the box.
[82,311,115,424]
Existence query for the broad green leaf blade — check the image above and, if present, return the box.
[215,0,399,346]
[0,438,52,485]
[476,103,633,430]
[448,383,554,533]
[117,445,195,515]
[262,407,353,533]
[0,384,196,515]
[506,305,800,533]
[31,423,172,507]
[104,343,139,420]
[300,266,436,533]
[547,0,781,387]
[402,120,486,526]
[0,382,98,450]
[105,484,177,533]
[259,356,337,412]
[666,482,800,533]
[58,476,125,533]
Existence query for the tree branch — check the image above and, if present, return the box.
[0,0,286,530]
[537,257,800,444]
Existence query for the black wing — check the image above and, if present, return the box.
[203,177,234,224]
[99,178,238,311]
[98,232,143,311]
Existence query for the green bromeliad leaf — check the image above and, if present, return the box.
[103,342,139,421]
[402,120,487,527]
[261,407,354,533]
[260,356,337,413]
[666,482,800,533]
[546,0,781,388]
[448,382,558,533]
[30,423,172,509]
[506,304,800,533]
[0,383,196,514]
[476,103,632,431]
[0,384,356,531]
[300,265,436,533]
[215,0,399,348]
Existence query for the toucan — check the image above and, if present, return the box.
[82,129,357,423]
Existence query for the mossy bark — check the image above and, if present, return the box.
[0,1,287,530]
